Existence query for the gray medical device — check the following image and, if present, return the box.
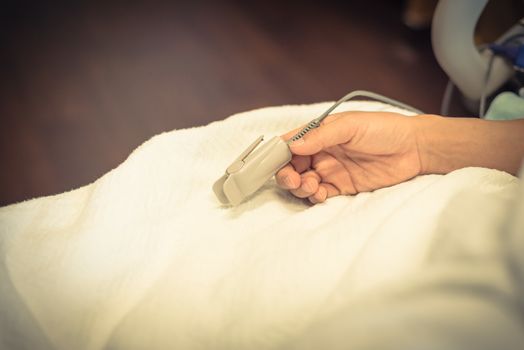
[213,91,422,206]
[213,136,292,206]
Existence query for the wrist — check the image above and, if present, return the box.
[413,114,524,176]
[413,114,455,175]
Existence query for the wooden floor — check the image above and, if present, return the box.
[0,0,457,206]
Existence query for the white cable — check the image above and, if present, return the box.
[479,53,496,118]
[440,79,454,116]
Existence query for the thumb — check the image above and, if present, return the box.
[289,118,355,156]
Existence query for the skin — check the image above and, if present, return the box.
[276,112,524,204]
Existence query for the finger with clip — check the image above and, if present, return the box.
[213,135,292,206]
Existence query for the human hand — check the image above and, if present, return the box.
[276,112,423,204]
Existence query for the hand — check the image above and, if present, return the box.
[276,111,423,204]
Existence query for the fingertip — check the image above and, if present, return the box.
[321,183,340,200]
[284,174,300,189]
[301,177,319,194]
[309,186,327,204]
[276,167,300,189]
[290,176,318,198]
[317,185,328,202]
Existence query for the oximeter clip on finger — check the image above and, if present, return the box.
[213,90,423,206]
[213,135,292,206]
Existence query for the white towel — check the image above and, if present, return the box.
[0,101,521,350]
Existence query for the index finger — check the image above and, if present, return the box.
[280,113,344,142]
[281,125,304,142]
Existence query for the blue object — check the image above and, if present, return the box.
[489,43,524,70]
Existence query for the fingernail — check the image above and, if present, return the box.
[283,176,294,188]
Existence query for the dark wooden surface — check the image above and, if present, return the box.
[0,0,455,206]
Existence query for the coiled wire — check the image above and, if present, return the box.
[288,90,423,143]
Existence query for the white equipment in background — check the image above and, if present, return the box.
[432,0,524,116]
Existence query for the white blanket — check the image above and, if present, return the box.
[1,102,523,350]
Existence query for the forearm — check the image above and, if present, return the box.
[415,115,524,176]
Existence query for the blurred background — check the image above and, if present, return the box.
[0,0,518,206]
